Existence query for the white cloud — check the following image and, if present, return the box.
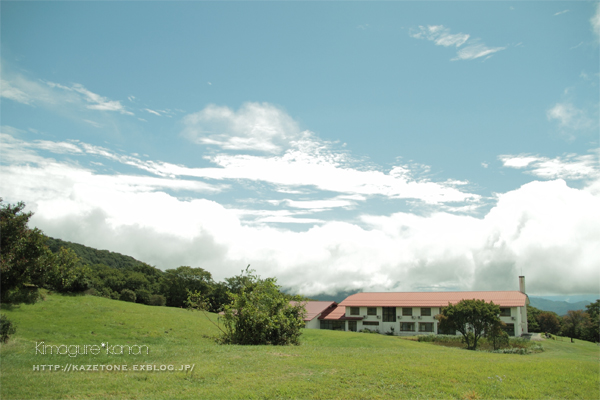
[409,25,470,47]
[452,42,506,61]
[182,102,307,153]
[554,10,569,16]
[592,2,600,41]
[409,25,505,61]
[500,152,600,181]
[547,102,593,131]
[145,108,161,116]
[0,67,133,116]
[2,132,598,296]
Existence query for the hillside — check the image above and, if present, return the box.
[529,297,594,316]
[45,237,150,270]
[1,293,598,399]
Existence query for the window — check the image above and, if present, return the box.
[363,321,379,326]
[400,322,415,332]
[350,307,360,316]
[421,308,431,317]
[320,320,345,331]
[367,307,377,316]
[418,322,434,332]
[500,308,511,317]
[382,307,396,322]
[402,308,413,316]
[348,321,357,332]
[503,323,515,337]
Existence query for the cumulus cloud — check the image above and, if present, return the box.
[499,152,600,181]
[409,25,506,61]
[182,102,307,153]
[2,132,598,296]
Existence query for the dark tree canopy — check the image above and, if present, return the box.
[437,299,501,350]
[1,200,52,302]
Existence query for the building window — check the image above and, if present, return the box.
[363,321,379,326]
[400,322,415,332]
[320,320,345,331]
[503,323,515,337]
[348,321,357,332]
[402,308,413,316]
[350,307,360,316]
[382,307,396,322]
[367,307,377,315]
[500,308,511,317]
[421,308,431,317]
[419,322,434,332]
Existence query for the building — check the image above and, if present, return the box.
[311,276,529,337]
[297,301,339,329]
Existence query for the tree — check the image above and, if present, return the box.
[46,247,91,293]
[486,320,509,350]
[537,311,561,335]
[526,305,542,332]
[583,300,599,343]
[1,200,52,303]
[190,268,306,345]
[160,266,214,307]
[562,310,588,343]
[437,299,501,350]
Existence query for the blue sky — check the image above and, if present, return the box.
[1,1,599,297]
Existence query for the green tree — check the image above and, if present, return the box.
[190,268,306,345]
[437,299,501,350]
[562,310,588,343]
[46,247,91,293]
[537,311,561,335]
[1,200,52,303]
[583,300,599,343]
[486,320,510,350]
[160,266,214,307]
[526,305,542,332]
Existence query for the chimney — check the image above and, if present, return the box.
[519,276,526,294]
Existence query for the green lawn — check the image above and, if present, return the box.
[1,294,598,399]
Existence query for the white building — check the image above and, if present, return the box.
[312,277,529,337]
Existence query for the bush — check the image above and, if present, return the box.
[148,294,166,306]
[120,289,136,303]
[135,289,151,305]
[1,314,16,343]
[201,268,306,345]
[360,328,380,334]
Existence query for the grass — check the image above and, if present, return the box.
[1,293,599,399]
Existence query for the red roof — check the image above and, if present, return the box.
[339,291,527,308]
[319,305,347,320]
[292,301,337,321]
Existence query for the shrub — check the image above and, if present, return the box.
[135,289,151,305]
[120,289,136,303]
[1,314,16,343]
[148,294,166,306]
[196,268,306,346]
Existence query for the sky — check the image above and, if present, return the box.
[1,1,599,298]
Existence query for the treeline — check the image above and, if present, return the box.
[1,199,298,312]
[47,237,299,312]
[527,303,599,343]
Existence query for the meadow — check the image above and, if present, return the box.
[1,294,598,399]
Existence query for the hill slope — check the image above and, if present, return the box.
[1,294,598,399]
[529,297,593,316]
[46,236,151,270]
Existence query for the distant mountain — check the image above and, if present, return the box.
[45,236,150,270]
[529,297,595,316]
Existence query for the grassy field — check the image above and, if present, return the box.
[1,294,598,399]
